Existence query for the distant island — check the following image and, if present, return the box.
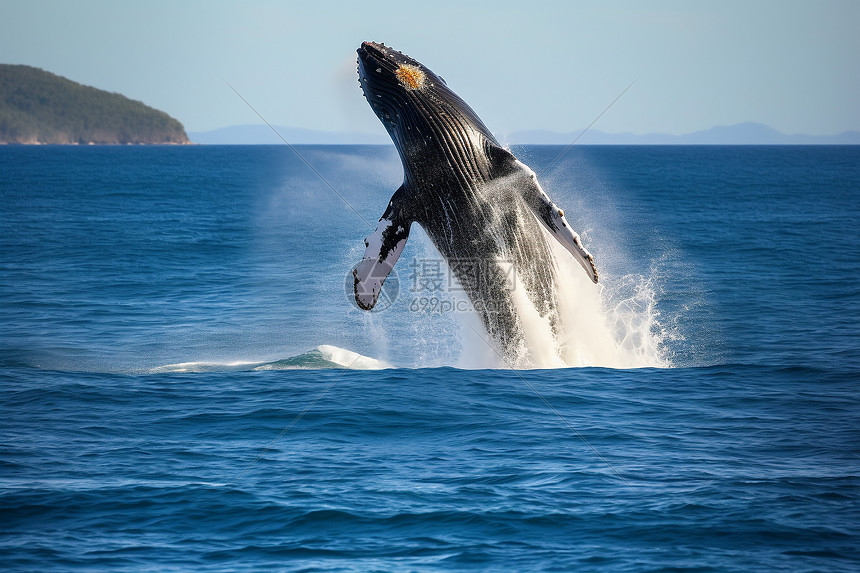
[0,64,189,145]
[505,123,860,145]
[189,122,860,146]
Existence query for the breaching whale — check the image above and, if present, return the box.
[353,41,598,361]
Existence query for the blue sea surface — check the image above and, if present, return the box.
[1,145,858,571]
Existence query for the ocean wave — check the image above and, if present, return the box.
[147,345,393,374]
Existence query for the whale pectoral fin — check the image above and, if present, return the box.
[522,180,599,284]
[353,188,412,310]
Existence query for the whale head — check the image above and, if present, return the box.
[357,42,495,149]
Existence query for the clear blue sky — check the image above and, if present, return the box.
[2,0,858,136]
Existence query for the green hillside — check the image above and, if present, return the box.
[0,64,189,144]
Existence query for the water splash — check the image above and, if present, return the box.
[454,234,669,370]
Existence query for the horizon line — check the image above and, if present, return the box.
[186,121,860,146]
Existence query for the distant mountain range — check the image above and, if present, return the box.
[508,123,860,145]
[189,124,390,145]
[189,122,860,145]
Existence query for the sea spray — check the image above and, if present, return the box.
[366,218,669,369]
[461,235,669,369]
[552,238,669,368]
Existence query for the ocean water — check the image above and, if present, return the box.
[1,145,858,571]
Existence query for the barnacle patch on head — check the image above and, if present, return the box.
[395,64,425,90]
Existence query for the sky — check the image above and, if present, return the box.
[1,0,858,137]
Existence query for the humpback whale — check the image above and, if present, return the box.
[353,41,597,361]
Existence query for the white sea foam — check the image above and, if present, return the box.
[550,238,668,368]
[148,345,392,373]
[454,231,668,370]
[147,360,260,374]
[315,344,393,369]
